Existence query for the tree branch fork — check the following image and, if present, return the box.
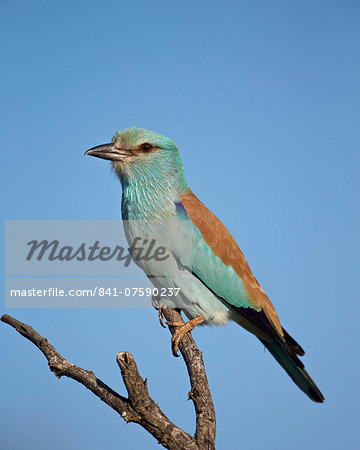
[1,309,216,450]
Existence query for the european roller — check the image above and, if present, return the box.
[85,127,324,403]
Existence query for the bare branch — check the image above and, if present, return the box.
[1,314,199,450]
[163,308,216,450]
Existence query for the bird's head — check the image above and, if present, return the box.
[85,128,187,192]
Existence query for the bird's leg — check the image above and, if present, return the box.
[167,316,205,357]
[151,296,167,328]
[152,298,204,355]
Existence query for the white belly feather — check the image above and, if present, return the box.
[123,217,232,325]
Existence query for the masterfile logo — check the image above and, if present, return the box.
[26,237,169,265]
[5,220,191,276]
[4,220,195,308]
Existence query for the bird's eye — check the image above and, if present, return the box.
[141,143,153,152]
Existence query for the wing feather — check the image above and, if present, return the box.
[179,190,284,338]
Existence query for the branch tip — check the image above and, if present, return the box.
[117,351,134,370]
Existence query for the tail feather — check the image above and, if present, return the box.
[282,327,305,356]
[259,337,325,403]
[223,304,324,402]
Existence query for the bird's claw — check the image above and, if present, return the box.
[152,296,167,328]
[158,305,167,328]
[167,316,205,357]
[151,296,159,310]
[152,297,204,356]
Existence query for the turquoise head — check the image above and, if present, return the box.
[86,128,185,180]
[85,128,189,215]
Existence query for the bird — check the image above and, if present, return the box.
[85,127,324,403]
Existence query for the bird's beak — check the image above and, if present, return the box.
[84,143,131,161]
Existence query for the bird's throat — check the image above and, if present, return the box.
[118,160,188,221]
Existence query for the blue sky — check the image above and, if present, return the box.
[1,1,359,449]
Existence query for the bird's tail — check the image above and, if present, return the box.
[259,336,324,403]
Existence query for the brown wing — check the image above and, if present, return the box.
[180,189,284,339]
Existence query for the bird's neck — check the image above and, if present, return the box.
[118,161,189,220]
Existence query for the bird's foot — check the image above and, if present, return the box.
[158,304,167,328]
[151,295,158,310]
[151,296,167,328]
[167,316,204,357]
